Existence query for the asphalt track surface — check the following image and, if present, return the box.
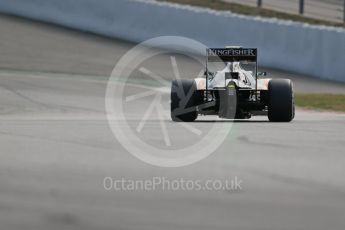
[1,14,345,230]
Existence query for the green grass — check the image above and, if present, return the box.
[295,94,345,112]
[158,0,345,28]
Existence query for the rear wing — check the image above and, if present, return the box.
[205,48,259,93]
[207,48,257,62]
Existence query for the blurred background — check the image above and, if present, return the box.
[224,0,345,23]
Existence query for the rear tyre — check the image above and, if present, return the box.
[171,79,200,122]
[268,79,295,122]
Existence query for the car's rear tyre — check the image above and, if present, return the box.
[268,79,295,122]
[171,79,200,122]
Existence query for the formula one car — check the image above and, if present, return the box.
[171,47,295,122]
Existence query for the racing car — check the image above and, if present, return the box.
[170,47,295,122]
